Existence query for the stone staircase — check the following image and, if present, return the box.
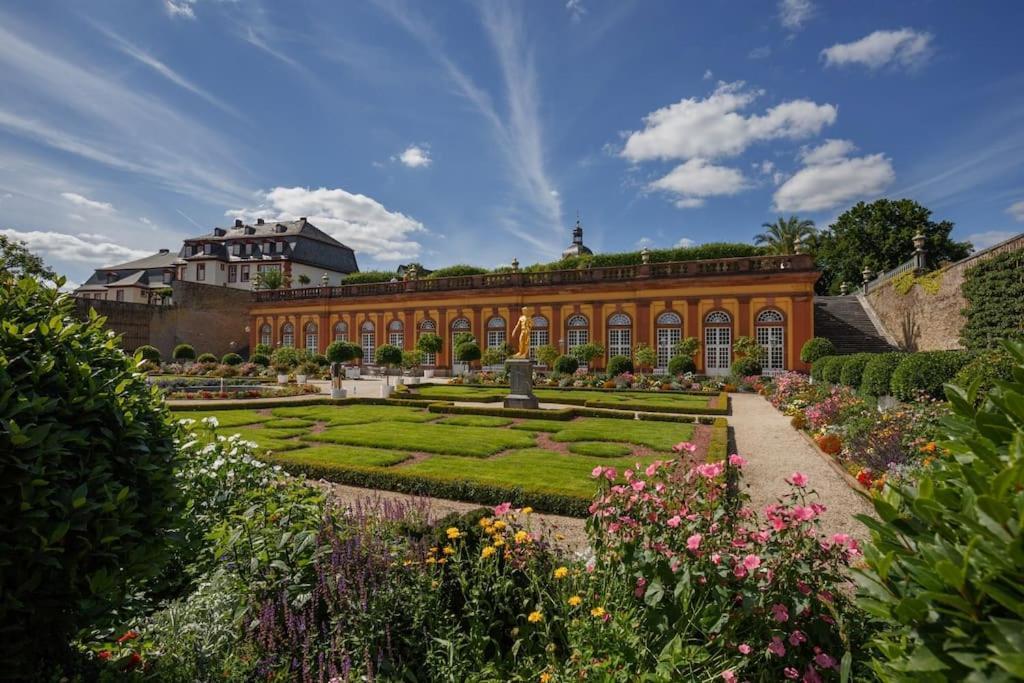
[814,296,896,354]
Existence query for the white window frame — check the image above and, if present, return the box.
[260,324,272,346]
[281,322,294,348]
[756,309,786,375]
[607,313,632,361]
[703,311,732,376]
[419,320,437,365]
[333,322,348,342]
[360,321,375,362]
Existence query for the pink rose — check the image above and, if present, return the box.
[814,653,837,669]
[768,636,786,657]
[686,533,702,551]
[604,467,617,481]
[673,441,697,453]
[591,466,604,478]
[788,630,806,646]
[711,552,721,564]
[742,554,761,571]
[802,666,822,683]
[721,671,737,683]
[771,603,790,622]
[667,515,682,528]
[624,469,633,480]
[793,505,816,522]
[645,462,660,476]
[783,668,799,680]
[788,471,809,487]
[728,454,747,468]
[493,502,512,516]
[738,643,751,655]
[696,462,724,478]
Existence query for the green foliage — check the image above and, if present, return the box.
[0,233,56,282]
[250,353,270,366]
[0,278,181,672]
[455,341,482,364]
[326,340,359,365]
[426,264,489,278]
[522,242,763,272]
[535,344,560,367]
[553,354,579,374]
[221,352,243,366]
[861,352,907,397]
[255,268,286,290]
[810,355,836,382]
[672,336,700,360]
[136,344,161,363]
[668,355,696,375]
[253,343,272,356]
[813,198,972,295]
[453,331,476,349]
[733,335,763,360]
[889,350,971,400]
[342,270,396,284]
[953,348,1015,404]
[402,349,424,370]
[731,356,762,377]
[607,355,633,376]
[839,353,875,389]
[632,343,657,373]
[374,343,404,368]
[416,332,443,355]
[173,343,196,360]
[297,273,311,285]
[960,247,1024,349]
[480,346,507,367]
[855,340,1024,681]
[754,215,817,255]
[196,352,217,363]
[801,337,836,364]
[569,342,604,364]
[822,355,851,384]
[271,346,300,371]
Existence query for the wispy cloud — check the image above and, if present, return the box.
[164,0,196,20]
[395,144,433,168]
[1008,201,1024,222]
[565,0,586,23]
[822,29,934,71]
[779,0,814,31]
[61,191,115,213]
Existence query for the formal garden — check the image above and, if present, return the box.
[4,273,1024,682]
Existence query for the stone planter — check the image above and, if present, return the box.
[277,374,289,384]
[296,374,308,384]
[347,366,361,379]
[331,387,347,399]
[379,384,393,398]
[407,376,420,385]
[424,369,435,378]
[395,376,405,386]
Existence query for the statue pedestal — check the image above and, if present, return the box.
[504,358,539,409]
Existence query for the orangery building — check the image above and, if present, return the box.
[249,230,820,376]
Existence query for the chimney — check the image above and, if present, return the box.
[159,248,169,254]
[256,218,265,225]
[299,216,307,222]
[234,219,243,228]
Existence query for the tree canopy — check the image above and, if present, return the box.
[812,199,971,294]
[0,233,56,284]
[754,216,816,255]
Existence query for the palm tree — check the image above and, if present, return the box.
[754,216,817,255]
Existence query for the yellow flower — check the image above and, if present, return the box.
[479,517,493,527]
[514,530,530,544]
[590,606,606,618]
[446,527,461,540]
[437,558,447,565]
[567,595,582,607]
[540,674,552,683]
[429,546,438,554]
[553,566,569,580]
[493,520,507,531]
[528,610,543,623]
[521,506,533,514]
[555,533,565,541]
[443,546,455,555]
[481,546,496,559]
[493,537,506,548]
[425,557,436,565]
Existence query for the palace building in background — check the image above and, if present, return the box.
[249,228,819,376]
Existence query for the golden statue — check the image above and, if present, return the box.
[510,306,532,358]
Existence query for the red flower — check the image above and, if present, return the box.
[125,651,142,670]
[97,651,111,661]
[116,630,139,644]
[856,469,873,487]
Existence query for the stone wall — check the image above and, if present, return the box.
[74,281,252,358]
[865,233,1024,351]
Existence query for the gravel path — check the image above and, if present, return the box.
[729,393,876,540]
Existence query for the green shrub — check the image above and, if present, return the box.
[668,355,696,375]
[861,352,907,397]
[416,333,443,356]
[326,340,359,365]
[953,348,1015,403]
[535,344,560,367]
[553,354,579,374]
[810,355,836,382]
[855,339,1024,680]
[607,355,633,376]
[731,356,762,377]
[426,264,488,279]
[374,344,404,370]
[173,343,196,360]
[800,337,836,364]
[136,344,161,363]
[197,352,217,363]
[569,342,604,365]
[253,343,272,356]
[455,341,481,364]
[889,350,972,400]
[271,347,300,371]
[0,279,181,672]
[342,270,396,284]
[839,352,875,389]
[251,353,270,366]
[221,352,243,366]
[960,247,1024,349]
[822,355,852,384]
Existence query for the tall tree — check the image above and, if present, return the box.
[0,233,56,284]
[813,199,972,295]
[754,216,817,255]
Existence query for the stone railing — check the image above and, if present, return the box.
[253,253,815,303]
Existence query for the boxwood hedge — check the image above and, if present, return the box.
[839,353,875,389]
[860,352,907,397]
[889,350,972,400]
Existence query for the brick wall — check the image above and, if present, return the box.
[865,233,1024,351]
[73,299,153,351]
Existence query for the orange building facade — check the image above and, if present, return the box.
[249,254,819,376]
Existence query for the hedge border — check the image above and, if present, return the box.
[172,396,441,412]
[398,388,729,415]
[416,384,719,397]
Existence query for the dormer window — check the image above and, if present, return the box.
[244,226,255,235]
[213,227,226,236]
[232,244,241,256]
[275,224,287,233]
[203,243,213,255]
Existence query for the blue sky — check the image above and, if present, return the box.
[1,0,1023,287]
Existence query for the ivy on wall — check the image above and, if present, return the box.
[960,247,1024,349]
[891,269,944,296]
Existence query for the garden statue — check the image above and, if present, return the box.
[510,306,533,358]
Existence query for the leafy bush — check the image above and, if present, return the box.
[855,340,1024,680]
[607,355,633,376]
[326,340,359,365]
[426,264,489,278]
[553,355,579,374]
[960,247,1024,349]
[270,347,300,371]
[455,341,481,364]
[312,353,329,367]
[569,342,603,365]
[221,352,243,366]
[416,332,443,355]
[673,336,700,360]
[250,353,270,366]
[173,343,196,360]
[839,353,875,389]
[821,355,851,384]
[668,355,696,375]
[480,347,506,367]
[889,350,971,400]
[341,270,396,284]
[953,348,1015,404]
[0,279,182,673]
[522,241,762,272]
[197,352,217,363]
[860,352,906,397]
[375,344,404,369]
[535,344,560,367]
[731,355,762,377]
[136,344,161,363]
[632,343,657,373]
[810,355,836,382]
[800,337,836,364]
[253,343,272,356]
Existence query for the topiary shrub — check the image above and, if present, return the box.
[668,355,697,375]
[196,352,216,363]
[251,353,271,366]
[839,352,875,389]
[953,348,1015,404]
[271,347,300,371]
[890,350,972,400]
[607,355,633,376]
[820,355,849,384]
[810,355,836,382]
[731,356,762,377]
[860,352,906,397]
[553,355,579,374]
[454,341,481,365]
[221,352,243,366]
[173,343,196,361]
[0,279,181,673]
[253,343,272,356]
[312,353,329,367]
[800,337,836,364]
[326,340,359,365]
[136,344,161,363]
[855,339,1024,680]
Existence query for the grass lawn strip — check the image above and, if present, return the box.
[269,404,437,426]
[510,419,579,433]
[550,418,696,451]
[172,408,271,428]
[435,414,514,427]
[567,441,633,457]
[408,384,727,414]
[303,420,536,457]
[268,444,412,468]
[263,417,316,429]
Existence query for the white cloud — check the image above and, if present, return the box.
[566,0,586,22]
[821,29,933,70]
[635,237,654,249]
[649,158,751,207]
[139,217,158,229]
[397,144,432,168]
[966,230,1020,250]
[749,45,772,60]
[164,0,196,20]
[773,140,894,212]
[0,228,151,266]
[779,0,814,31]
[227,186,425,261]
[621,82,836,162]
[676,237,697,247]
[61,191,115,213]
[703,69,713,80]
[1007,200,1024,222]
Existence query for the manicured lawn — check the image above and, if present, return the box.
[407,384,727,414]
[174,403,727,514]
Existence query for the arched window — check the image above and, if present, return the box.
[756,309,785,374]
[333,320,348,342]
[529,315,549,362]
[388,319,404,348]
[566,314,589,351]
[360,320,375,362]
[419,319,437,365]
[703,310,732,376]
[304,322,318,353]
[259,323,272,347]
[450,317,472,368]
[607,313,632,360]
[486,316,506,349]
[281,322,294,348]
[656,311,683,370]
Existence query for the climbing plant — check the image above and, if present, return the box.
[960,247,1024,349]
[890,269,944,296]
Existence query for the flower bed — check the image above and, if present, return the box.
[165,384,320,400]
[450,368,731,393]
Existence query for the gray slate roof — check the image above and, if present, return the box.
[77,250,177,292]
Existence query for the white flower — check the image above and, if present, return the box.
[201,416,220,428]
